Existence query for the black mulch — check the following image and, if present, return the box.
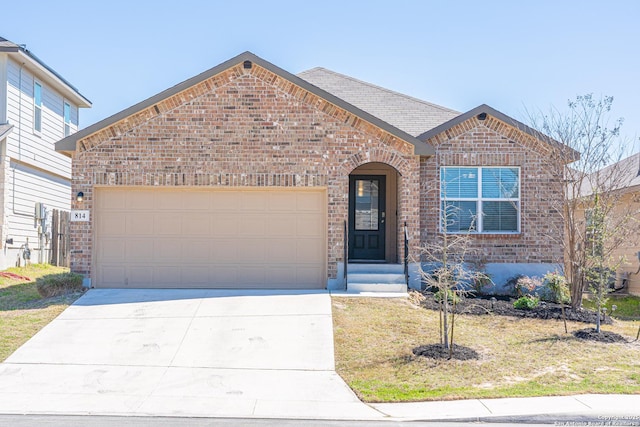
[412,344,480,360]
[573,328,628,343]
[416,292,613,325]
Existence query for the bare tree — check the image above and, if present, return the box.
[419,193,484,357]
[527,94,638,309]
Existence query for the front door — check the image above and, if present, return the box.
[348,175,386,261]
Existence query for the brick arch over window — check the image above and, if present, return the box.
[340,147,411,177]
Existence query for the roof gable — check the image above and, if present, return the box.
[418,104,579,161]
[56,52,434,156]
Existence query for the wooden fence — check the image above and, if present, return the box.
[50,209,70,268]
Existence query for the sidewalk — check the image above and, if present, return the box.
[372,394,640,421]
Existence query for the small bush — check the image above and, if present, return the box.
[541,271,570,304]
[505,275,543,298]
[36,273,84,298]
[471,272,492,296]
[514,295,539,310]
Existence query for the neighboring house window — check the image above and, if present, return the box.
[63,102,71,137]
[440,166,520,233]
[34,82,42,133]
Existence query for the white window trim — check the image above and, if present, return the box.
[33,80,43,135]
[440,166,521,234]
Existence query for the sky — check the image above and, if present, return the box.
[3,0,639,154]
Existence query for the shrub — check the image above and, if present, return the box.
[541,272,570,304]
[471,272,492,296]
[36,272,84,298]
[505,275,543,298]
[514,295,539,310]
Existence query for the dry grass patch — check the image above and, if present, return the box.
[332,296,640,402]
[0,264,85,361]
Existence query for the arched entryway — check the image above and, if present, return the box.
[348,162,399,263]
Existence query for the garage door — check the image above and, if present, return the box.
[94,187,326,289]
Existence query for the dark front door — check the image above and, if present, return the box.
[349,175,386,261]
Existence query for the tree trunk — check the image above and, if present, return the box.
[449,294,457,359]
[442,294,450,350]
[439,297,443,345]
[570,269,584,309]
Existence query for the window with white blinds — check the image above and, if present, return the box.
[440,167,520,233]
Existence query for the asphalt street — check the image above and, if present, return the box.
[0,414,564,427]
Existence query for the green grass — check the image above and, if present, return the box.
[0,264,85,361]
[583,294,640,319]
[332,296,640,402]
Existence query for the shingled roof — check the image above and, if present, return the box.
[297,67,459,137]
[579,152,640,197]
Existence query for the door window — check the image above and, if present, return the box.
[354,179,379,230]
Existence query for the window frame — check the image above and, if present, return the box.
[63,100,71,137]
[33,80,43,134]
[440,166,521,234]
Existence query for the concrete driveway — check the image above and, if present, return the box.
[0,289,381,419]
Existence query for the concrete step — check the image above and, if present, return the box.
[346,282,407,293]
[346,273,406,284]
[347,263,404,274]
[345,263,407,293]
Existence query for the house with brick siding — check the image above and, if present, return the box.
[578,152,640,296]
[55,52,567,291]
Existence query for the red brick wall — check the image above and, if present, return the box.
[420,116,565,265]
[70,63,421,283]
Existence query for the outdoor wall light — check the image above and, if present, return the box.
[76,192,84,202]
[477,112,487,121]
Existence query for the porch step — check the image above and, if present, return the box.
[347,263,404,274]
[346,263,407,293]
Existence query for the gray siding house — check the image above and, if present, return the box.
[0,37,91,268]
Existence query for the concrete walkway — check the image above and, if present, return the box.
[0,288,638,421]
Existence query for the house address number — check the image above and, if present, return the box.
[71,210,90,222]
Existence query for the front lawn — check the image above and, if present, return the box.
[332,296,640,402]
[0,264,84,361]
[582,294,640,320]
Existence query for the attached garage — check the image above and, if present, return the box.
[94,187,326,289]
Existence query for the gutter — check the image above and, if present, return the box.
[15,50,91,108]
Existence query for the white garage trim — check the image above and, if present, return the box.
[93,187,327,289]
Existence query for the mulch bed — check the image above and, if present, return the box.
[412,343,480,360]
[573,328,628,343]
[409,294,632,361]
[415,292,612,325]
